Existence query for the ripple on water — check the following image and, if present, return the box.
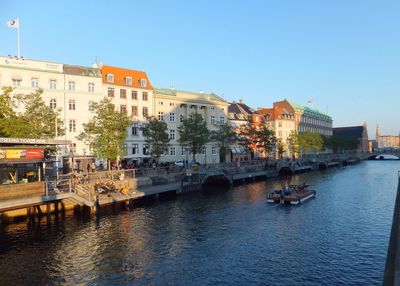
[0,161,398,285]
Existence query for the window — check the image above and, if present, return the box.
[120,105,127,113]
[181,147,187,156]
[50,99,57,109]
[106,74,114,83]
[88,82,95,92]
[68,81,75,91]
[169,129,175,140]
[212,147,217,155]
[220,116,225,124]
[158,112,164,121]
[69,120,76,132]
[143,144,149,155]
[170,147,176,156]
[169,113,175,122]
[158,101,163,106]
[140,79,147,87]
[180,115,184,122]
[69,100,76,110]
[132,123,139,136]
[12,79,21,87]
[142,92,148,101]
[88,100,94,111]
[210,107,215,111]
[170,102,175,107]
[108,87,115,97]
[131,106,138,116]
[120,89,126,99]
[31,78,39,88]
[125,77,132,86]
[142,107,148,117]
[132,144,139,154]
[278,122,282,127]
[49,80,56,89]
[210,116,215,125]
[201,147,206,154]
[229,113,235,119]
[131,90,137,100]
[278,131,282,137]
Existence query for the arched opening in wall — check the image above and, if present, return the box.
[319,163,327,170]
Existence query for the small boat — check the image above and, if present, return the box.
[267,184,316,205]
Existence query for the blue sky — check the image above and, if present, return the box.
[1,0,399,138]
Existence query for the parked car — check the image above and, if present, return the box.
[174,160,185,167]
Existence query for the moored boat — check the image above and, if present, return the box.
[267,184,316,205]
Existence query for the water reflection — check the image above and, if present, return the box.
[0,161,398,285]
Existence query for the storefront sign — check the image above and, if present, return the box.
[26,149,44,159]
[6,149,26,159]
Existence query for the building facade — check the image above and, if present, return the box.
[375,125,400,150]
[333,124,369,152]
[272,100,333,136]
[0,56,103,156]
[101,65,154,164]
[154,88,229,164]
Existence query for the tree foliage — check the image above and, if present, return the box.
[210,123,237,161]
[77,98,130,168]
[297,131,323,154]
[276,138,286,158]
[0,88,64,138]
[238,123,276,157]
[323,135,359,153]
[287,130,299,157]
[178,113,210,161]
[141,116,170,163]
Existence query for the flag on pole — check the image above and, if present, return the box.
[6,18,19,29]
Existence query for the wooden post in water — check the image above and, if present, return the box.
[46,203,51,222]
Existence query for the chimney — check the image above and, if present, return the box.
[239,99,244,104]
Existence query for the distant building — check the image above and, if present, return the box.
[154,88,229,164]
[257,104,296,157]
[375,125,400,150]
[332,124,369,152]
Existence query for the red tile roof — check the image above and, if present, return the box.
[101,65,153,90]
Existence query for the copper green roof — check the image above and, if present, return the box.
[155,87,227,103]
[289,101,331,119]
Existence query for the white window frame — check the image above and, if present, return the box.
[107,74,114,83]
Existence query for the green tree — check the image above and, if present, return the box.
[297,131,323,155]
[257,125,277,157]
[210,123,237,162]
[0,87,16,136]
[323,135,359,153]
[1,88,64,138]
[141,116,170,164]
[77,98,130,170]
[178,113,210,161]
[287,130,299,158]
[276,138,286,158]
[238,123,276,158]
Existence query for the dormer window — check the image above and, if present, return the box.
[140,79,147,87]
[125,76,132,86]
[106,74,114,83]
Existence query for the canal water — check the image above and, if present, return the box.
[0,161,398,285]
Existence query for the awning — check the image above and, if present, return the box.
[11,74,22,80]
[231,146,247,154]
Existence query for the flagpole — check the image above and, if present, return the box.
[17,18,20,58]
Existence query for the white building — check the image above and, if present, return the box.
[154,88,229,164]
[0,55,104,156]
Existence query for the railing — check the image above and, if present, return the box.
[383,171,400,285]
